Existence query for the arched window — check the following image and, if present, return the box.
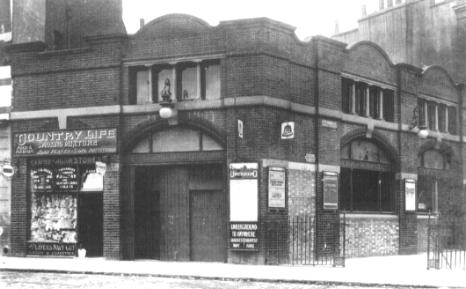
[340,139,394,212]
[131,126,223,153]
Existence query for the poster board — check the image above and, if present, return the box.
[229,163,258,251]
[268,167,286,208]
[405,179,416,212]
[323,171,339,210]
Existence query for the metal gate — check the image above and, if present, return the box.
[264,214,345,266]
[427,214,466,270]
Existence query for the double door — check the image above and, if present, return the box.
[134,165,226,262]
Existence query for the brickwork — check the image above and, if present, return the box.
[345,215,399,257]
[6,7,466,262]
[288,169,315,217]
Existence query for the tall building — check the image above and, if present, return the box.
[333,0,466,83]
[5,0,465,262]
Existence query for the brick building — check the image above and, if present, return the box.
[5,0,465,262]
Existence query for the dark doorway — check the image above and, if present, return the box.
[78,192,103,257]
[190,190,227,262]
[135,168,161,259]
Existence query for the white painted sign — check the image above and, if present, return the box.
[229,163,258,222]
[238,120,243,139]
[405,179,416,212]
[281,122,295,139]
[268,167,286,208]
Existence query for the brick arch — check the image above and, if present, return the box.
[135,13,211,38]
[340,128,399,167]
[347,41,395,67]
[418,140,454,164]
[122,117,226,154]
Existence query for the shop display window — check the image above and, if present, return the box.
[28,158,100,253]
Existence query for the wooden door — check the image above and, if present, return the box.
[190,190,226,262]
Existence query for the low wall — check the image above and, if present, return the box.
[344,214,399,257]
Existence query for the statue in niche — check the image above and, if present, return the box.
[161,78,172,102]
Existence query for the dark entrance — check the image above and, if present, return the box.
[78,192,103,257]
[133,164,226,261]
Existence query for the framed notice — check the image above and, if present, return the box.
[229,163,258,222]
[229,222,259,251]
[268,167,286,208]
[323,171,339,210]
[405,179,416,212]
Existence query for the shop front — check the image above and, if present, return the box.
[13,128,117,257]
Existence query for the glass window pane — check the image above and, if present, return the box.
[152,128,200,152]
[341,78,352,113]
[427,101,436,130]
[350,140,389,163]
[158,68,174,102]
[181,66,198,100]
[448,106,457,135]
[438,104,446,132]
[369,86,379,119]
[380,172,393,211]
[136,70,151,104]
[205,63,220,100]
[355,82,366,116]
[383,89,394,122]
[202,134,223,151]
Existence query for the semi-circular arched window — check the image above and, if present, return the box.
[340,138,395,212]
[131,126,223,153]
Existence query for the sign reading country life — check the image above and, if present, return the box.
[14,128,117,156]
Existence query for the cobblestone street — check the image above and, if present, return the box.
[0,271,432,289]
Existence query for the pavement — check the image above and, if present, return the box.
[0,254,465,288]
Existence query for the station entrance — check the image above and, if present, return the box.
[133,164,226,262]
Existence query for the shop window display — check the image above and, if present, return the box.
[28,158,100,256]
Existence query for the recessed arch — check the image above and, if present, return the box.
[122,118,226,154]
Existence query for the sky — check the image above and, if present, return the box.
[122,0,377,40]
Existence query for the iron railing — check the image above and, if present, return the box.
[427,213,466,270]
[264,214,345,266]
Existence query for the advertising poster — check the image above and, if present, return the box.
[229,163,259,251]
[268,167,286,208]
[323,171,339,210]
[405,179,416,212]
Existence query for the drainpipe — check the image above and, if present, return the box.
[313,38,320,260]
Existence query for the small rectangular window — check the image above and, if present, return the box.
[438,104,446,132]
[418,98,426,127]
[341,78,352,113]
[203,61,221,100]
[383,89,394,122]
[355,82,366,116]
[448,106,457,135]
[427,101,436,130]
[369,86,380,119]
[179,64,199,101]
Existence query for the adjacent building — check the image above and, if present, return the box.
[5,0,465,263]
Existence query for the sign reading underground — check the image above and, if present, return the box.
[229,163,259,251]
[14,128,117,156]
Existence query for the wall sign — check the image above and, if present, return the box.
[229,222,259,251]
[55,167,79,190]
[268,167,286,208]
[238,120,243,139]
[14,128,117,156]
[31,168,53,191]
[405,179,416,212]
[322,119,337,129]
[27,242,76,256]
[281,122,295,139]
[323,171,339,210]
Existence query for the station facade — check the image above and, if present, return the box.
[6,0,466,263]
